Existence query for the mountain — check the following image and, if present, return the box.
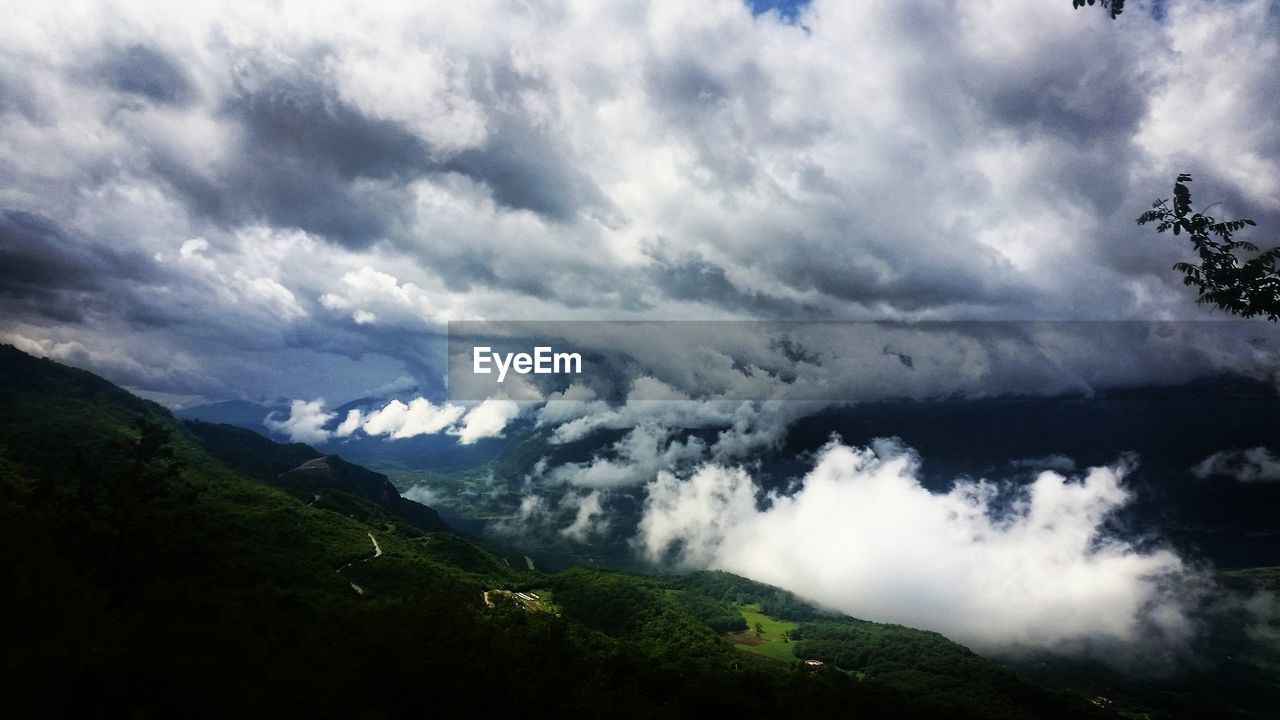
[181,417,319,478]
[183,419,448,533]
[0,344,1111,719]
[174,398,282,435]
[276,454,449,532]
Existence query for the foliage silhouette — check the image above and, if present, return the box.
[1073,0,1124,19]
[1137,174,1280,321]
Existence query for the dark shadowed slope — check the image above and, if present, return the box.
[183,418,448,532]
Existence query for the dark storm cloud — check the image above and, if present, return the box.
[643,56,777,188]
[0,66,43,121]
[452,58,616,223]
[433,250,501,292]
[0,210,158,322]
[754,220,1033,313]
[311,332,448,398]
[230,76,433,179]
[446,113,610,223]
[646,247,816,316]
[146,72,435,246]
[649,57,731,112]
[985,74,1147,147]
[98,44,195,105]
[144,57,611,249]
[962,23,1153,154]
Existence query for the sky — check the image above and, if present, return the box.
[2,0,1279,408]
[4,0,1280,660]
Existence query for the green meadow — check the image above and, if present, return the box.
[725,603,799,664]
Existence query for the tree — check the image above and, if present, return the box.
[1137,174,1280,321]
[1073,0,1124,19]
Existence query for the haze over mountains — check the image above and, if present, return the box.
[180,371,1280,568]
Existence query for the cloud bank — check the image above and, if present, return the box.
[638,439,1197,657]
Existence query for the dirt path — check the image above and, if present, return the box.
[338,533,383,594]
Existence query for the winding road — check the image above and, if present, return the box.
[338,533,382,594]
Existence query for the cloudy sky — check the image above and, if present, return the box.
[7,0,1280,661]
[3,0,1279,407]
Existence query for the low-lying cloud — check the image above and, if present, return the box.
[454,397,520,445]
[268,395,519,445]
[265,399,334,445]
[1192,446,1280,483]
[560,489,611,542]
[356,398,465,439]
[638,439,1198,658]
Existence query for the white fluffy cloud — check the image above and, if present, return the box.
[266,394,519,444]
[560,489,611,542]
[362,398,466,439]
[550,420,710,489]
[334,408,364,437]
[318,266,450,327]
[453,397,521,444]
[638,439,1196,656]
[265,399,335,444]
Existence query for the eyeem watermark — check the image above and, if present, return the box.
[473,346,582,383]
[448,320,1280,402]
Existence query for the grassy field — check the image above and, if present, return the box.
[724,603,799,664]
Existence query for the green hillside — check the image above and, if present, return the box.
[0,345,1103,719]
